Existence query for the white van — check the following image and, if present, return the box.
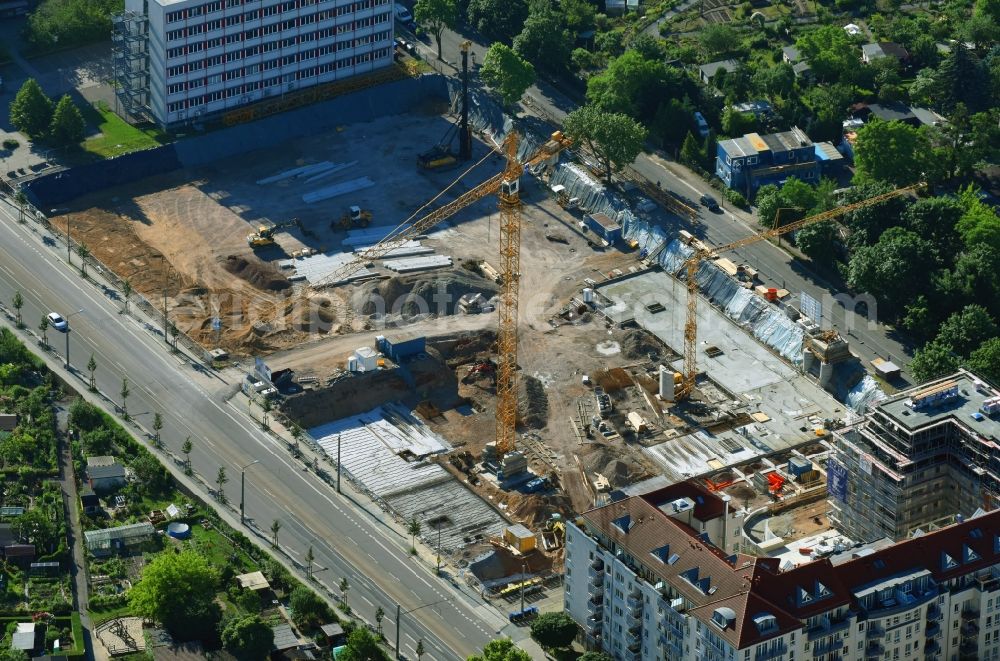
[394,3,412,22]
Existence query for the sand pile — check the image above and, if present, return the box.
[585,445,648,488]
[505,492,572,528]
[353,269,498,320]
[518,375,548,429]
[222,255,292,291]
[621,329,664,359]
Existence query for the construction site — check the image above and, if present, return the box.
[41,64,906,608]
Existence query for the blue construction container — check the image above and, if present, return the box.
[378,335,426,363]
[584,213,622,244]
[787,456,813,477]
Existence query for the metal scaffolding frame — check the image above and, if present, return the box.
[112,10,150,122]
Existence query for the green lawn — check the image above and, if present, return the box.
[81,101,172,158]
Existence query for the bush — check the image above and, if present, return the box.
[725,189,749,209]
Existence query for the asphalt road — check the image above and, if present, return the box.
[416,27,914,385]
[0,200,505,660]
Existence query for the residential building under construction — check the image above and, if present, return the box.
[828,369,1000,543]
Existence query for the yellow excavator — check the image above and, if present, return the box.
[247,218,302,248]
[334,206,373,231]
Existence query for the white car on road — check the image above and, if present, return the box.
[47,312,68,332]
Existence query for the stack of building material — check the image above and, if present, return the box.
[353,241,434,258]
[302,177,375,204]
[383,256,453,273]
[257,161,340,185]
[303,160,358,183]
[342,227,398,248]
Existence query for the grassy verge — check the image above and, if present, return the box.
[81,101,172,158]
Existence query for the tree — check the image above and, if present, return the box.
[679,131,703,169]
[414,0,457,60]
[587,51,685,121]
[407,516,421,552]
[339,627,389,661]
[289,586,331,631]
[934,46,989,112]
[261,397,272,429]
[132,453,172,496]
[512,10,572,72]
[87,354,97,391]
[270,519,281,548]
[416,640,426,660]
[910,340,960,382]
[802,83,853,142]
[121,279,133,314]
[852,120,932,187]
[935,305,998,357]
[12,291,23,328]
[129,549,220,639]
[216,466,228,502]
[479,44,535,108]
[529,612,578,649]
[49,95,85,147]
[560,0,595,32]
[0,648,29,661]
[699,24,738,59]
[38,315,49,347]
[181,436,193,472]
[76,243,90,276]
[796,25,859,83]
[14,190,27,223]
[339,576,350,606]
[8,78,53,138]
[956,188,1000,253]
[721,107,756,137]
[119,377,130,419]
[468,638,533,661]
[794,221,838,265]
[563,106,647,184]
[13,508,59,552]
[840,181,910,248]
[967,337,1000,383]
[847,227,938,317]
[375,606,385,637]
[306,545,316,579]
[902,196,964,257]
[152,412,164,449]
[466,0,528,42]
[221,614,274,660]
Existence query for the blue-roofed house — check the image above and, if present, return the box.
[715,127,820,198]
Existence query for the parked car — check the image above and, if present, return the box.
[700,194,720,212]
[47,312,68,332]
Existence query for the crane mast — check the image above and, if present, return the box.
[495,134,523,457]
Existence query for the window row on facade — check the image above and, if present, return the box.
[165,47,390,112]
[165,31,389,90]
[165,1,387,41]
[166,0,377,24]
[165,22,388,77]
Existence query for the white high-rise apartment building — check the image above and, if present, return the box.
[116,0,394,126]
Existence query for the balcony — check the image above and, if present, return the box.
[626,595,643,612]
[806,616,852,641]
[865,642,884,659]
[925,621,941,638]
[865,623,884,639]
[961,608,979,621]
[754,641,788,661]
[961,620,979,636]
[926,604,942,621]
[813,638,842,656]
[924,640,941,657]
[625,631,641,651]
[588,567,604,586]
[586,597,603,616]
[959,639,978,656]
[584,616,601,636]
[626,611,642,632]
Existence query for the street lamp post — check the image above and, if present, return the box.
[240,459,260,525]
[395,599,450,660]
[66,217,72,263]
[64,309,84,369]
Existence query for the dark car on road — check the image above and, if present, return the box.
[700,194,721,212]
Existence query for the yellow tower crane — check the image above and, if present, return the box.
[677,183,924,399]
[302,130,572,457]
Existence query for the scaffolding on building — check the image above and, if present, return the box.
[112,10,150,122]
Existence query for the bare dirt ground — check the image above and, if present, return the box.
[50,105,678,519]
